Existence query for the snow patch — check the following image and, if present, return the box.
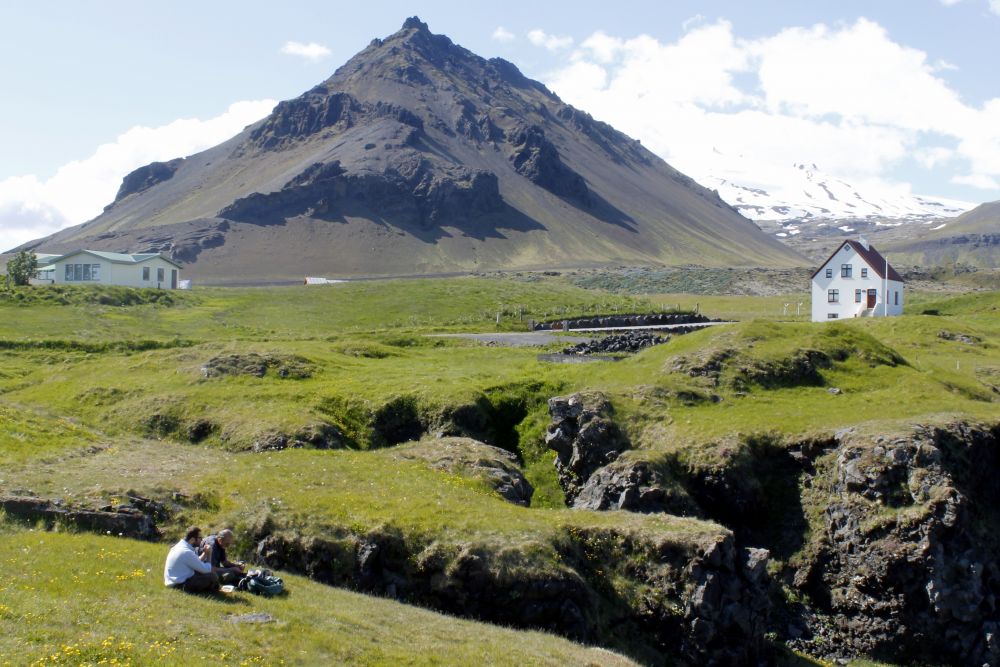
[701,163,975,225]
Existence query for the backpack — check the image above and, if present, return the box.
[237,569,284,596]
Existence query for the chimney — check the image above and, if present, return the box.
[858,236,870,250]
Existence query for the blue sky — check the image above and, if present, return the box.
[2,0,998,248]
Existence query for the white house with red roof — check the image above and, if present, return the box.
[811,239,904,322]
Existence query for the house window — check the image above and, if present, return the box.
[157,268,165,282]
[828,313,839,319]
[63,262,102,281]
[825,268,833,278]
[828,289,839,303]
[142,267,150,281]
[895,291,899,306]
[841,263,852,278]
[861,268,868,278]
[855,289,862,303]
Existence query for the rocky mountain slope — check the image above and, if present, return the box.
[18,18,803,281]
[887,199,1000,267]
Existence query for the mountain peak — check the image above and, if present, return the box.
[23,19,805,277]
[401,16,429,32]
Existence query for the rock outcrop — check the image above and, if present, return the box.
[790,422,1000,666]
[545,392,631,504]
[112,158,184,203]
[573,456,698,514]
[218,153,504,230]
[0,495,161,540]
[507,123,590,203]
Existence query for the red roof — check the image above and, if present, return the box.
[810,240,904,282]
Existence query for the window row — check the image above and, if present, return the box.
[141,267,165,282]
[828,289,900,306]
[64,263,101,281]
[824,265,869,279]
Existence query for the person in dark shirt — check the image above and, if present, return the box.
[201,529,246,585]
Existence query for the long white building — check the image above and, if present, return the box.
[811,239,904,322]
[32,250,183,289]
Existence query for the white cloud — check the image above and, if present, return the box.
[682,14,706,31]
[540,19,1000,199]
[492,26,515,43]
[991,0,1000,15]
[280,41,332,61]
[914,146,956,169]
[939,0,963,5]
[527,29,573,52]
[0,100,276,251]
[579,31,624,64]
[952,173,999,189]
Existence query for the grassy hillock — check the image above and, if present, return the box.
[2,274,998,665]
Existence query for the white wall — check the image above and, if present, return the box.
[106,258,180,289]
[811,245,904,321]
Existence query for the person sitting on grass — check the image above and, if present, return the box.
[201,528,246,585]
[163,526,219,593]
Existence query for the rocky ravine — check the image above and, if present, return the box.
[546,391,1000,665]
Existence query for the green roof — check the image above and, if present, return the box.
[49,250,181,268]
[83,251,162,263]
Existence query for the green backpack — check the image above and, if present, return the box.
[239,569,284,596]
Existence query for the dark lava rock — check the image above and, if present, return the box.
[562,332,668,355]
[244,91,423,152]
[507,123,590,203]
[545,392,630,503]
[219,154,504,230]
[789,422,1000,666]
[572,457,698,514]
[0,495,160,540]
[112,158,184,203]
[680,536,771,666]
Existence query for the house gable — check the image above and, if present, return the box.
[810,240,903,283]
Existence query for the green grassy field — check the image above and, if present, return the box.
[1,275,997,666]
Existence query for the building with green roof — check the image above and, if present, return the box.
[33,250,183,289]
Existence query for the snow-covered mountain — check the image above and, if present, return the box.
[703,163,974,224]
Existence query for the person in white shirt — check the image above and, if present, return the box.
[163,526,219,592]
